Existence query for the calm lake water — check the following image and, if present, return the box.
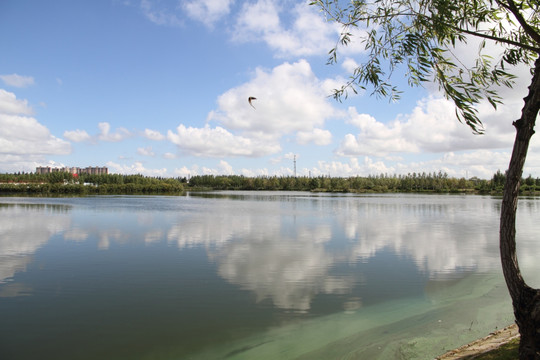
[1,192,539,359]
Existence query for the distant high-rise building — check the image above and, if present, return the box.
[36,166,108,175]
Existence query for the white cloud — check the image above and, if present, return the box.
[97,122,132,142]
[337,96,515,158]
[337,112,418,157]
[167,124,280,157]
[307,148,515,179]
[389,150,512,179]
[63,123,131,144]
[0,89,33,115]
[232,0,280,41]
[137,146,155,156]
[63,129,91,143]
[209,60,338,137]
[218,160,233,175]
[143,128,165,141]
[173,165,196,178]
[174,59,342,160]
[172,162,273,178]
[232,0,341,58]
[297,128,332,145]
[323,29,536,178]
[106,160,168,176]
[182,0,233,27]
[341,57,359,73]
[239,167,270,177]
[0,74,35,88]
[283,152,296,160]
[0,90,71,169]
[314,157,394,177]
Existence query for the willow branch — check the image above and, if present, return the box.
[446,22,540,53]
[502,0,540,45]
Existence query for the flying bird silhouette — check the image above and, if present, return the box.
[248,96,257,109]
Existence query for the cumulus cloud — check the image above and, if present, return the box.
[296,128,332,145]
[314,157,395,177]
[173,165,197,178]
[137,146,155,156]
[166,60,341,159]
[337,96,515,159]
[64,122,132,143]
[322,86,535,178]
[0,74,35,88]
[0,90,70,171]
[283,152,297,160]
[337,111,418,157]
[0,115,70,155]
[63,129,91,143]
[390,150,512,179]
[341,57,359,73]
[182,0,233,27]
[143,128,165,141]
[218,160,233,175]
[239,167,270,177]
[315,9,531,177]
[232,0,341,58]
[106,160,168,177]
[98,122,132,142]
[0,89,33,115]
[167,124,280,157]
[310,148,516,179]
[209,60,338,136]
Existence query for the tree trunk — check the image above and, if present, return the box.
[500,55,540,359]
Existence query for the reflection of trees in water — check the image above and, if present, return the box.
[0,202,72,213]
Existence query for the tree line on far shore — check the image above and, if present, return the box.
[187,170,539,193]
[0,173,185,195]
[0,170,539,195]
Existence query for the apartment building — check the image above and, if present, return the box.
[36,166,108,175]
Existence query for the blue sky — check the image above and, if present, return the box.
[1,0,538,179]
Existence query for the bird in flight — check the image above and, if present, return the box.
[248,96,257,109]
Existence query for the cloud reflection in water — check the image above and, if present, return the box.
[0,203,71,284]
[1,194,539,309]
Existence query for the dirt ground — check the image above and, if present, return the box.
[436,324,519,359]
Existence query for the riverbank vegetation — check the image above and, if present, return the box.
[0,173,185,195]
[1,170,539,195]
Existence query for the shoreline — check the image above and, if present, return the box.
[436,324,519,359]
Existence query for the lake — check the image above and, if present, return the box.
[0,192,539,359]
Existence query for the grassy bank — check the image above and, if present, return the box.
[437,325,519,359]
[477,339,519,359]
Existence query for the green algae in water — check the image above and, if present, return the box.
[181,274,513,360]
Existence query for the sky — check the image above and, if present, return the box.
[1,0,538,179]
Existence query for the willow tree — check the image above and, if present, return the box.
[310,0,540,357]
